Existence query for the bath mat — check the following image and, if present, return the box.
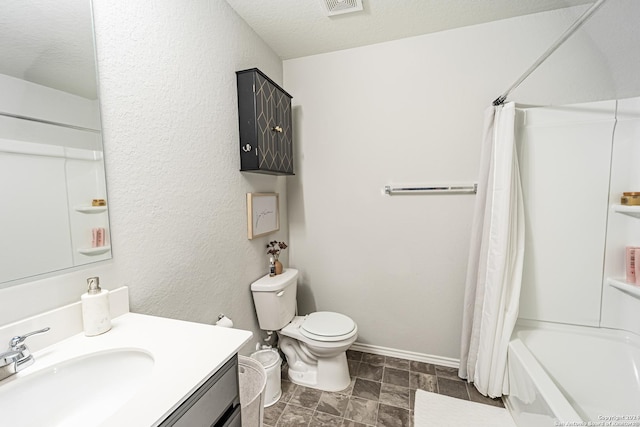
[414,389,516,427]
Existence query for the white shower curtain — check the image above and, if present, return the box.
[458,102,525,398]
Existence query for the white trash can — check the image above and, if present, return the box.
[238,356,266,427]
[250,349,282,407]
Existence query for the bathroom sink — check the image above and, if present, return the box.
[0,349,154,427]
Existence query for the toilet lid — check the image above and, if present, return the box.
[301,312,355,339]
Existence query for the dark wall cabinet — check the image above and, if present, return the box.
[236,68,294,175]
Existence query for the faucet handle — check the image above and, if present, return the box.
[9,327,50,350]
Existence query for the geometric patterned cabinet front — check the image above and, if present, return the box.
[236,68,294,175]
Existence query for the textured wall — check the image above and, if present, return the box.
[91,0,287,348]
[0,0,288,352]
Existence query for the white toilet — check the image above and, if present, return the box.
[251,268,358,392]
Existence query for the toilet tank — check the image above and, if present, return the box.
[250,268,298,331]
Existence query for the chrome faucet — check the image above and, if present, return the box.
[0,327,50,382]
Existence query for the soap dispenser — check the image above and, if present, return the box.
[81,276,111,336]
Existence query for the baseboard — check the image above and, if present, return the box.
[350,342,460,369]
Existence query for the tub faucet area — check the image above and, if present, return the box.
[0,327,50,382]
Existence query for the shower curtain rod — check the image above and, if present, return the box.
[492,0,607,106]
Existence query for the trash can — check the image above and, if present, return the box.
[250,349,282,407]
[238,356,267,427]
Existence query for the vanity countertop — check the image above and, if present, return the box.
[2,312,252,426]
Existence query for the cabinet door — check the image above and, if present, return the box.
[158,357,240,427]
[237,68,294,175]
[275,89,293,174]
[255,72,280,172]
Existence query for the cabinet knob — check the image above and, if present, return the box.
[272,125,283,133]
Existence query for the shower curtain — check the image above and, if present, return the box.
[458,102,525,398]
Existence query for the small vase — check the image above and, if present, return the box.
[275,259,283,275]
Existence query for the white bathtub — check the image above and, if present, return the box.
[505,320,640,427]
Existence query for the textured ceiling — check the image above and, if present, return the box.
[0,0,97,99]
[225,0,594,59]
[0,0,599,100]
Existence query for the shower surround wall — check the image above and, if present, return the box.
[516,102,615,327]
[0,0,287,349]
[283,5,627,361]
[601,98,640,336]
[518,98,640,337]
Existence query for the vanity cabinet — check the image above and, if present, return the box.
[236,68,294,175]
[159,356,241,427]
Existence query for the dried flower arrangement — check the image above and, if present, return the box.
[266,241,288,260]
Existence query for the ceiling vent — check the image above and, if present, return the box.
[321,0,363,16]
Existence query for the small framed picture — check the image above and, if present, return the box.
[247,193,280,239]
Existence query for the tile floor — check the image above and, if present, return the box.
[263,350,504,427]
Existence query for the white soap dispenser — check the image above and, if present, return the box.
[81,276,111,336]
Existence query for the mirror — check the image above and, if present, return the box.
[0,0,111,286]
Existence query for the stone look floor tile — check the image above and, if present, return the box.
[264,401,287,426]
[384,356,410,370]
[269,350,508,427]
[356,362,383,382]
[310,411,344,426]
[467,383,505,407]
[435,365,462,381]
[280,380,297,403]
[376,403,411,427]
[437,377,470,400]
[352,378,381,401]
[341,421,370,427]
[379,383,410,409]
[317,392,351,417]
[361,353,385,366]
[409,372,437,392]
[277,404,315,426]
[346,350,364,361]
[344,397,378,425]
[290,385,323,409]
[347,360,360,378]
[382,367,409,388]
[409,360,436,375]
[335,377,356,396]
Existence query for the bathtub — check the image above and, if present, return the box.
[505,320,640,427]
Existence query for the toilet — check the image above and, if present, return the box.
[251,268,357,392]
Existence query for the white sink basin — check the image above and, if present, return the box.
[0,349,154,427]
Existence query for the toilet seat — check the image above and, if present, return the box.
[300,312,356,342]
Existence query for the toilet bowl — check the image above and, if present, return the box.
[279,312,357,391]
[250,269,358,392]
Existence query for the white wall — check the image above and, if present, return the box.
[0,0,287,353]
[283,5,623,360]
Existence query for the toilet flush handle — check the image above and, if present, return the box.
[276,290,285,297]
